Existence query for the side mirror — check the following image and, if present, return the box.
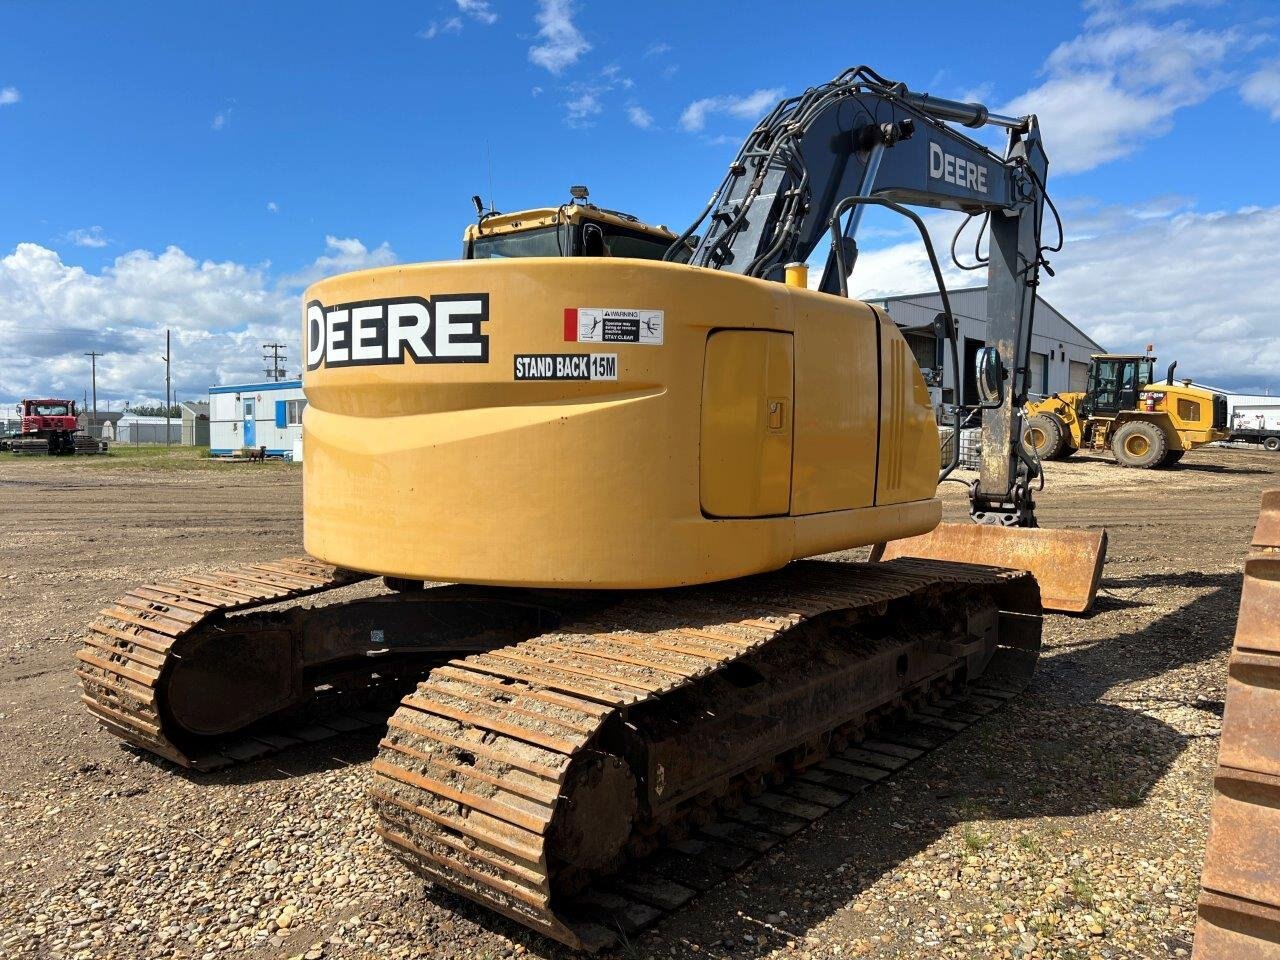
[582,224,606,257]
[975,346,1004,405]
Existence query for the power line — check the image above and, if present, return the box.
[262,342,288,382]
[84,351,102,439]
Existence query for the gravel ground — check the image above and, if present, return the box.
[0,446,1275,959]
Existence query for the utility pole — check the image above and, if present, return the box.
[262,342,288,382]
[84,351,102,439]
[162,329,172,447]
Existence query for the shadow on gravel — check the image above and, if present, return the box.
[1161,462,1274,476]
[540,572,1240,958]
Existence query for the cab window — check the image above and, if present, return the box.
[470,226,565,259]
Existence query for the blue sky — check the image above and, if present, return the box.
[3,0,1280,404]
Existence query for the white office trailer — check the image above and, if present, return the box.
[1223,394,1280,432]
[209,380,307,457]
[868,286,1105,409]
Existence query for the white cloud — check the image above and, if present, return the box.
[0,238,396,404]
[999,17,1243,174]
[266,201,279,214]
[564,91,601,128]
[279,235,396,288]
[0,87,19,106]
[211,109,230,131]
[679,88,781,133]
[419,17,463,40]
[644,43,671,58]
[529,0,590,75]
[456,0,497,24]
[61,226,110,249]
[627,105,655,130]
[1242,62,1280,120]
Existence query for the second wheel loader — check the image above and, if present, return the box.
[79,68,1107,949]
[1023,352,1229,468]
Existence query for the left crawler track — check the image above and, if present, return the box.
[77,558,376,768]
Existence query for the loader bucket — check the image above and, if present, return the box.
[874,522,1108,613]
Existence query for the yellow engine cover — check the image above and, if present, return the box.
[301,258,941,588]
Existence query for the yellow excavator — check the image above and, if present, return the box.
[78,68,1108,949]
[1022,352,1229,468]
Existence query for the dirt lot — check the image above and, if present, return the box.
[1,446,1276,960]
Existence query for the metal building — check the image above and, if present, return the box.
[869,286,1104,408]
[180,401,211,446]
[116,414,183,444]
[209,380,307,457]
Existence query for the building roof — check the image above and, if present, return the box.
[871,285,1105,353]
[118,414,180,424]
[180,401,210,418]
[209,379,302,395]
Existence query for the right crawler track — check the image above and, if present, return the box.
[371,557,1042,950]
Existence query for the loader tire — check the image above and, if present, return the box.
[1112,421,1168,468]
[1022,414,1068,460]
[1161,450,1185,465]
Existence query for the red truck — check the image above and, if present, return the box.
[10,399,102,455]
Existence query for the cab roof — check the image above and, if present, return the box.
[463,204,677,243]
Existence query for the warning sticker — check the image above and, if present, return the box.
[514,353,618,381]
[565,307,663,345]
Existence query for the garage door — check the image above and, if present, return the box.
[1069,360,1089,392]
[1030,351,1048,396]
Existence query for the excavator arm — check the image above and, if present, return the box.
[674,67,1105,608]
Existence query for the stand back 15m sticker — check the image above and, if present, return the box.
[564,307,663,345]
[514,353,618,381]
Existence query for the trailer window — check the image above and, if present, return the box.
[285,399,307,426]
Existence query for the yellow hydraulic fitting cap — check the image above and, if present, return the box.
[784,262,808,288]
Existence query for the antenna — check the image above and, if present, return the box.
[486,140,495,214]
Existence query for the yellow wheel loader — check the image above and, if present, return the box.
[78,69,1107,951]
[1023,353,1229,468]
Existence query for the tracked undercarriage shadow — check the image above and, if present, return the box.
[393,570,1239,957]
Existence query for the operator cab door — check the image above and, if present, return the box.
[242,398,256,447]
[1084,359,1139,418]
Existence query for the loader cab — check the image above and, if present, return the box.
[1081,355,1154,419]
[462,203,692,263]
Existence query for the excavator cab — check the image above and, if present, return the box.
[462,192,692,263]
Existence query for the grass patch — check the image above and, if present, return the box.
[962,825,992,852]
[65,444,297,471]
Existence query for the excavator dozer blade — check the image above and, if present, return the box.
[1193,489,1280,960]
[875,522,1108,614]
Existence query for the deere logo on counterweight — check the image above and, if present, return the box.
[306,294,490,369]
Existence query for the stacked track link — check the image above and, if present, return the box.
[1194,489,1280,959]
[371,557,1042,950]
[77,557,375,769]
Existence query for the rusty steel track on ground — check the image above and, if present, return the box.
[370,558,1041,951]
[77,557,376,769]
[1195,489,1280,959]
